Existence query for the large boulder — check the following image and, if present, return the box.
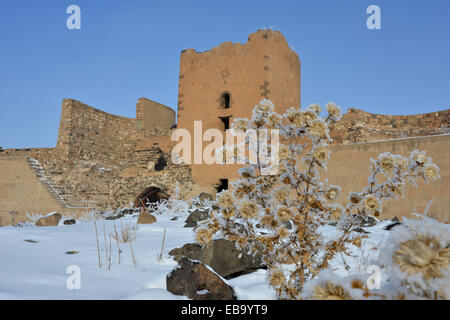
[137,212,157,224]
[166,257,236,300]
[198,193,214,203]
[36,213,62,227]
[184,209,210,227]
[169,239,264,279]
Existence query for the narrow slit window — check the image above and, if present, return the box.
[221,93,230,109]
[219,116,231,131]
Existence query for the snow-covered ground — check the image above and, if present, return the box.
[0,209,395,300]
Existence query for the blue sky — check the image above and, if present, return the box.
[0,0,449,148]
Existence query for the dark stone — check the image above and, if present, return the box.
[166,257,236,300]
[391,216,400,223]
[198,193,214,202]
[384,221,402,231]
[63,219,76,225]
[352,227,370,234]
[359,215,378,227]
[184,209,210,227]
[169,239,265,279]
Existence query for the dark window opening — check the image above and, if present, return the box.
[219,116,231,131]
[154,155,167,171]
[216,179,228,193]
[221,93,231,109]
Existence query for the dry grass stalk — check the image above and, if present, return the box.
[130,239,137,268]
[93,214,102,268]
[108,234,112,270]
[157,228,167,263]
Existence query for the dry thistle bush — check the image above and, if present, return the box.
[195,99,442,299]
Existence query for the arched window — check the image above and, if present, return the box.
[221,93,230,109]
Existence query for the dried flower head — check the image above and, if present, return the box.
[325,186,340,201]
[330,205,342,220]
[423,164,440,182]
[313,145,330,164]
[240,201,258,219]
[363,194,380,214]
[261,214,278,228]
[309,119,328,139]
[266,113,282,127]
[394,155,409,171]
[411,150,430,166]
[231,118,249,132]
[293,213,305,225]
[326,102,341,118]
[393,235,450,280]
[277,226,290,239]
[239,166,256,179]
[311,281,352,300]
[307,103,322,115]
[273,187,290,204]
[277,206,293,222]
[279,144,291,160]
[349,192,362,204]
[257,99,274,113]
[379,152,395,172]
[217,191,234,209]
[285,108,305,127]
[269,269,286,287]
[196,228,213,246]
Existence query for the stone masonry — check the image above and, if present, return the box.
[0,29,449,224]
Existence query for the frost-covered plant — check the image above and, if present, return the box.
[147,198,190,216]
[195,99,441,299]
[303,214,449,300]
[379,214,449,299]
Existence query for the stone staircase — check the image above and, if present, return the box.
[26,157,94,209]
[26,157,68,207]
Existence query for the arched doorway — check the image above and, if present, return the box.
[134,187,169,208]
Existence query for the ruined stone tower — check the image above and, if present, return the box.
[177,29,301,190]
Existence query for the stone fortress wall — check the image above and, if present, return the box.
[0,29,448,225]
[0,99,195,224]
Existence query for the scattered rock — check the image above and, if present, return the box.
[184,209,210,227]
[391,216,400,223]
[352,227,370,234]
[198,193,214,203]
[385,221,402,231]
[169,239,265,279]
[36,213,62,227]
[166,257,236,300]
[359,215,378,227]
[137,211,157,224]
[63,219,76,225]
[105,213,124,220]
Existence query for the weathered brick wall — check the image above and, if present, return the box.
[323,134,450,221]
[330,108,450,145]
[177,29,301,188]
[56,99,137,166]
[136,97,175,138]
[0,157,84,225]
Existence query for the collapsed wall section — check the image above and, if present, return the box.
[330,108,450,145]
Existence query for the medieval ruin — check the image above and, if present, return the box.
[1,29,449,225]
